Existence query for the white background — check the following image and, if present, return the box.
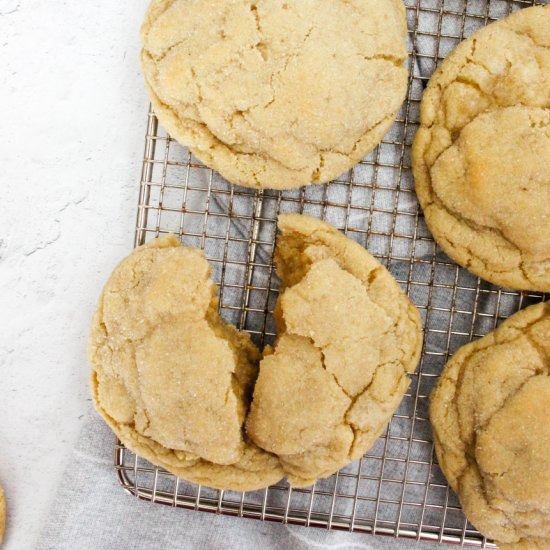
[1,1,150,547]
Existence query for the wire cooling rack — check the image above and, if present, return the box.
[116,0,547,547]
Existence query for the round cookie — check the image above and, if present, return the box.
[246,214,423,486]
[89,235,283,491]
[141,0,408,190]
[412,6,550,291]
[430,302,550,549]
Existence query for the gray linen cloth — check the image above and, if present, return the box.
[38,2,536,548]
[38,404,441,550]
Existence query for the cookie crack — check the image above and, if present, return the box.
[189,66,203,104]
[346,368,409,460]
[249,3,262,33]
[295,338,354,400]
[144,37,188,64]
[146,67,327,178]
[142,76,296,176]
[525,332,550,369]
[429,184,521,254]
[276,236,415,462]
[428,179,545,283]
[447,313,550,497]
[95,274,250,463]
[421,114,550,283]
[509,28,550,52]
[309,111,399,182]
[454,74,487,97]
[363,53,406,69]
[467,372,545,534]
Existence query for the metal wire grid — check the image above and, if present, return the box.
[115,0,547,547]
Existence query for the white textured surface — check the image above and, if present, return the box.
[1,1,149,548]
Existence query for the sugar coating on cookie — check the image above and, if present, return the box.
[89,235,283,491]
[91,218,422,490]
[141,0,408,189]
[430,302,550,549]
[246,214,423,487]
[412,6,550,291]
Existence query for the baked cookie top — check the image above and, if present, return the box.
[430,302,550,549]
[246,214,423,486]
[89,235,282,491]
[141,0,408,190]
[91,217,422,491]
[412,6,550,291]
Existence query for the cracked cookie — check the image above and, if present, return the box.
[90,216,422,490]
[430,301,550,549]
[246,214,423,486]
[412,6,550,292]
[140,0,408,190]
[89,235,283,491]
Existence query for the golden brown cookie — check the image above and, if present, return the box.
[89,235,283,491]
[91,217,422,490]
[430,302,550,549]
[141,0,408,190]
[246,214,423,486]
[412,6,550,291]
